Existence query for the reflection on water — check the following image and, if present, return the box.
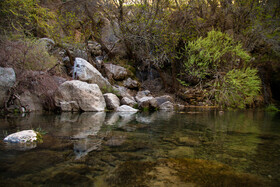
[0,110,279,186]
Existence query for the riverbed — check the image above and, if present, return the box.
[0,110,279,186]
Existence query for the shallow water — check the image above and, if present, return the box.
[0,110,279,186]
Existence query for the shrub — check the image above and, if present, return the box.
[265,104,280,112]
[0,0,54,36]
[0,37,57,71]
[214,68,261,109]
[183,30,251,80]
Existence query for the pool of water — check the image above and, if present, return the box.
[0,110,279,186]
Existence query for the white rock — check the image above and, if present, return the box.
[74,58,111,89]
[4,130,38,143]
[104,93,120,110]
[116,105,138,112]
[55,80,106,112]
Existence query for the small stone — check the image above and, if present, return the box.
[116,105,138,112]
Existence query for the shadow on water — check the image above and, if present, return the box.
[0,110,279,186]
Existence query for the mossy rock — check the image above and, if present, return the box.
[168,158,267,187]
[168,146,195,158]
[178,137,201,147]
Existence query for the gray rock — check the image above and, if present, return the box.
[104,63,128,80]
[95,56,103,70]
[137,96,158,109]
[135,90,151,102]
[113,86,135,100]
[0,67,16,108]
[88,41,102,56]
[116,105,138,112]
[123,78,139,89]
[74,58,111,89]
[159,101,174,111]
[104,93,120,110]
[4,130,38,143]
[121,97,137,107]
[55,80,106,112]
[155,95,174,106]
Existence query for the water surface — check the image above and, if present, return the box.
[0,110,279,186]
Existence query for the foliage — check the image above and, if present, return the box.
[0,0,54,36]
[265,104,280,112]
[0,36,57,71]
[214,68,261,109]
[183,30,251,80]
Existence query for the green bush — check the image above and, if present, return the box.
[0,0,54,36]
[214,68,261,109]
[183,30,251,80]
[265,104,280,112]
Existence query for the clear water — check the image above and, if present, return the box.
[0,110,279,186]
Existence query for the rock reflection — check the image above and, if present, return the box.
[55,112,106,158]
[117,112,136,127]
[136,112,156,124]
[104,112,120,126]
[4,142,37,151]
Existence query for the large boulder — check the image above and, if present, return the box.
[55,80,106,112]
[104,63,128,81]
[103,93,120,110]
[4,130,38,143]
[74,58,111,89]
[0,67,16,108]
[123,78,139,89]
[116,105,138,112]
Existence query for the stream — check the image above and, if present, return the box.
[0,110,279,186]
